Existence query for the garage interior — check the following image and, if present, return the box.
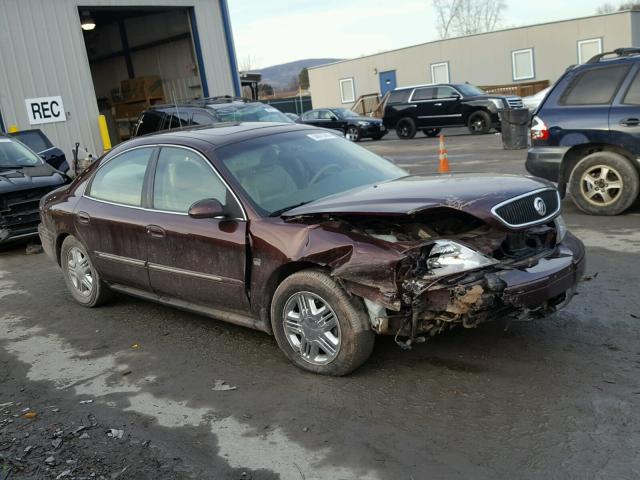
[78,6,205,144]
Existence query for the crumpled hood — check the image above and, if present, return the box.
[0,164,67,194]
[282,174,556,227]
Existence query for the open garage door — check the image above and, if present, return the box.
[78,6,207,145]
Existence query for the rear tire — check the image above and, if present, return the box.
[569,151,639,215]
[61,236,112,307]
[396,118,416,139]
[270,270,375,376]
[467,110,491,134]
[423,128,441,137]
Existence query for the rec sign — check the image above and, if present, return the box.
[25,96,67,125]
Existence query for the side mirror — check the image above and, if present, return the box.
[188,198,225,219]
[450,93,461,100]
[330,115,339,121]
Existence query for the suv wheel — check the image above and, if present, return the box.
[423,128,441,137]
[569,151,640,215]
[467,110,491,134]
[396,118,416,139]
[271,270,375,376]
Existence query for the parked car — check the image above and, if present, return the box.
[9,129,69,173]
[134,96,294,137]
[527,48,640,215]
[39,122,585,375]
[297,108,387,141]
[383,83,523,138]
[522,87,551,112]
[284,112,300,122]
[1,135,68,244]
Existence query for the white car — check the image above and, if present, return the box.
[522,87,551,112]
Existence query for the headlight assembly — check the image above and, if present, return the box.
[489,98,505,110]
[357,121,370,127]
[426,240,498,277]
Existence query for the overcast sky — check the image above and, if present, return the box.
[227,0,606,69]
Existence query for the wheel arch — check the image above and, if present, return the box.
[55,232,72,266]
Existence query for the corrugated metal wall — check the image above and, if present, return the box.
[0,0,236,157]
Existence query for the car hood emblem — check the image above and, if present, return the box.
[533,197,547,216]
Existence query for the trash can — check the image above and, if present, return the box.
[500,108,530,150]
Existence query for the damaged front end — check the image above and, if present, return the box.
[289,206,585,347]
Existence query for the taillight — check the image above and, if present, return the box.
[531,116,549,141]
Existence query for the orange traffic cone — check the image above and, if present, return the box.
[438,134,450,173]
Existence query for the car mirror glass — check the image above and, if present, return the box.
[188,198,225,219]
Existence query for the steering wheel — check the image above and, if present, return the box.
[310,164,341,184]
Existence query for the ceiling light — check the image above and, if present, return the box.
[81,11,95,31]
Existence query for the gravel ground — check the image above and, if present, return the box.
[1,129,639,479]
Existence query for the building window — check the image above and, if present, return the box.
[431,62,450,84]
[339,78,355,103]
[578,38,603,64]
[512,48,535,81]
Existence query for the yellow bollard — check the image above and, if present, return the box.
[8,124,18,133]
[98,114,112,151]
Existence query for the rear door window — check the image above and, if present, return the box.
[88,148,153,206]
[411,87,436,101]
[191,112,214,126]
[622,69,640,104]
[560,65,630,105]
[9,130,52,153]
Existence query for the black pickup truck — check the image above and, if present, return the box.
[383,83,523,138]
[0,134,68,244]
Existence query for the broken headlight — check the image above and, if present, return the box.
[427,240,497,277]
[554,215,567,243]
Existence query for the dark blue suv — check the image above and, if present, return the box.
[526,48,640,215]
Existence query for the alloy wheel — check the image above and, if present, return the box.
[471,117,486,132]
[282,291,341,365]
[346,126,359,142]
[580,164,623,206]
[66,247,94,297]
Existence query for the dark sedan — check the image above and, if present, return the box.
[297,108,387,141]
[39,122,585,375]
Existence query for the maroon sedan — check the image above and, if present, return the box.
[39,123,585,375]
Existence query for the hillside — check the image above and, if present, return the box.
[253,58,341,89]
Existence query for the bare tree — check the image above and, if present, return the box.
[239,54,257,72]
[597,1,640,12]
[432,0,506,39]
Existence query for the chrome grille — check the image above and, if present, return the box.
[506,97,524,109]
[492,189,560,228]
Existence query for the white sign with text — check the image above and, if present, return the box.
[25,96,66,125]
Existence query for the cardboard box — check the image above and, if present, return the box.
[121,76,164,102]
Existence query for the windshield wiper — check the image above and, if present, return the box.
[269,201,314,217]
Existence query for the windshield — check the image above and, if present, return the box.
[211,103,294,123]
[0,138,43,168]
[333,108,360,118]
[456,84,485,96]
[217,130,407,216]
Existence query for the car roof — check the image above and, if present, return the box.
[116,122,321,151]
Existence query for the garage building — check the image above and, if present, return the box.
[309,10,640,108]
[0,0,240,158]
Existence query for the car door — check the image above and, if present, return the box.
[300,110,320,126]
[316,109,345,133]
[143,145,249,312]
[609,64,640,153]
[435,86,464,126]
[410,86,438,128]
[74,146,156,291]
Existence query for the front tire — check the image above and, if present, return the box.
[345,125,361,142]
[467,110,491,134]
[61,236,112,307]
[271,270,375,376]
[569,151,639,215]
[396,118,416,139]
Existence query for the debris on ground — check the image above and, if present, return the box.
[212,380,237,391]
[25,243,43,255]
[107,428,124,439]
[79,399,94,404]
[582,272,599,282]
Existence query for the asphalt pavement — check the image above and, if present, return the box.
[1,129,639,480]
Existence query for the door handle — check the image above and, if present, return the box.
[435,103,442,106]
[146,225,165,238]
[77,211,91,225]
[620,117,640,127]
